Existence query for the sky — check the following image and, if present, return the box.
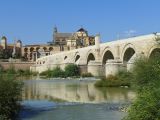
[0,0,160,45]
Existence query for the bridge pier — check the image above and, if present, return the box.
[105,60,126,77]
[87,60,103,76]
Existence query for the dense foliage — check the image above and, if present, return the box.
[123,57,160,120]
[64,64,79,77]
[40,64,80,78]
[0,75,23,120]
[81,72,93,77]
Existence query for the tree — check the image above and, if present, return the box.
[65,64,79,77]
[123,57,160,120]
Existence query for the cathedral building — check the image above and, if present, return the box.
[22,27,95,61]
[0,27,95,62]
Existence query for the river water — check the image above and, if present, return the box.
[19,78,135,120]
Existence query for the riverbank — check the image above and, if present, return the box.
[94,71,132,88]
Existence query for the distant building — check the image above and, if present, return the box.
[0,27,95,62]
[53,27,95,48]
[22,27,95,61]
[0,36,22,60]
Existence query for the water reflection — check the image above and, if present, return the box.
[22,79,135,103]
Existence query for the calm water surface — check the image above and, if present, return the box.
[19,78,135,120]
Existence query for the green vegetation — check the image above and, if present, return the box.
[0,65,38,77]
[0,75,23,120]
[65,64,79,77]
[40,67,65,78]
[40,64,80,78]
[81,72,93,77]
[95,71,132,87]
[94,57,160,119]
[123,57,160,120]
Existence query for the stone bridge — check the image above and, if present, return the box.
[31,33,160,77]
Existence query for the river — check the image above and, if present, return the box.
[19,78,135,120]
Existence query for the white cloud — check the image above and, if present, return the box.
[124,29,137,37]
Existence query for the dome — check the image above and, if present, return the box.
[77,28,87,32]
[17,40,22,43]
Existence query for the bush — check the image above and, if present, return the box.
[51,67,65,78]
[39,69,50,76]
[65,64,80,77]
[0,65,3,74]
[16,69,37,76]
[23,69,32,76]
[0,75,23,119]
[81,72,93,77]
[7,65,16,75]
[39,64,80,78]
[17,69,25,76]
[123,57,160,120]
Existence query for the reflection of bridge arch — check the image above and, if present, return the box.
[102,47,114,64]
[148,46,160,59]
[122,43,136,63]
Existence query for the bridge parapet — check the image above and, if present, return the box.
[155,33,160,42]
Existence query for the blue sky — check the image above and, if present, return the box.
[0,0,160,45]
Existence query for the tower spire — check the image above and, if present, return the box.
[54,25,57,33]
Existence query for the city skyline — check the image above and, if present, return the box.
[0,0,160,45]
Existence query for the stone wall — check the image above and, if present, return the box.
[0,62,35,70]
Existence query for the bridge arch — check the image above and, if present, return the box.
[122,43,136,63]
[74,52,81,64]
[83,49,95,64]
[102,47,114,64]
[30,47,34,52]
[87,53,95,64]
[148,46,160,59]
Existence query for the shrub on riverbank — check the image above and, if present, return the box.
[0,75,23,119]
[95,71,132,87]
[50,67,65,78]
[65,64,79,77]
[81,72,93,77]
[0,66,38,77]
[17,69,38,76]
[40,67,65,78]
[39,64,80,78]
[123,57,160,120]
